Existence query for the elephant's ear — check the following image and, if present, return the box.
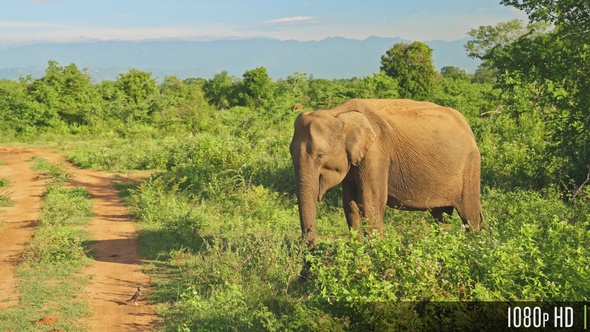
[337,111,375,166]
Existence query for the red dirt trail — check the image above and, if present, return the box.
[0,146,159,331]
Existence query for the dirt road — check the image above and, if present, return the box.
[0,146,159,330]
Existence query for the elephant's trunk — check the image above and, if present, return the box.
[294,168,319,250]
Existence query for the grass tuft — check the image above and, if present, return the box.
[30,157,72,184]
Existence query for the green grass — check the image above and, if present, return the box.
[0,191,13,207]
[0,178,13,208]
[30,157,72,184]
[0,178,8,227]
[0,162,93,331]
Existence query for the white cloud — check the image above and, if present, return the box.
[264,16,318,25]
[0,24,267,44]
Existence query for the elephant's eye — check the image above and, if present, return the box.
[317,152,325,160]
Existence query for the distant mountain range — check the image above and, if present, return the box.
[0,36,479,82]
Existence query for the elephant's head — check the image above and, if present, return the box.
[290,110,375,249]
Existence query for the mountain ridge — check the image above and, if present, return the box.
[0,36,479,81]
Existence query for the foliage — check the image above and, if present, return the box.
[25,179,92,264]
[127,176,207,250]
[240,67,276,108]
[153,75,212,134]
[204,70,238,109]
[501,0,590,35]
[466,4,590,190]
[27,61,102,130]
[465,19,550,64]
[40,186,92,227]
[432,73,497,118]
[380,41,437,100]
[0,78,39,135]
[440,66,468,80]
[476,110,560,190]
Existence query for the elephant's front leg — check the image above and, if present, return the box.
[342,180,363,234]
[360,197,386,237]
[357,166,388,237]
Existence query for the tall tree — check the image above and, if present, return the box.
[440,66,468,81]
[115,68,159,123]
[0,79,36,133]
[27,60,100,128]
[380,41,437,100]
[154,75,210,132]
[501,0,590,36]
[468,0,590,189]
[465,19,550,68]
[203,71,237,109]
[240,67,275,108]
[115,68,158,105]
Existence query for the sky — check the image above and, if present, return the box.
[1,0,527,45]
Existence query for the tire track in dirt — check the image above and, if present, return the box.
[0,147,159,330]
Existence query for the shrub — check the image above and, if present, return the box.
[24,186,92,265]
[127,176,207,250]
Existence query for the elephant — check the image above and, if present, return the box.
[289,98,485,251]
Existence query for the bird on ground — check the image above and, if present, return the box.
[127,287,142,306]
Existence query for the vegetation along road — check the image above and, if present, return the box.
[0,146,159,331]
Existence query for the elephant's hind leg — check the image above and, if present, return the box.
[430,206,454,224]
[456,205,484,233]
[456,155,485,233]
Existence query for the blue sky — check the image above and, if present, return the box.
[1,0,526,44]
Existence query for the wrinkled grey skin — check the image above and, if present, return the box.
[290,99,485,251]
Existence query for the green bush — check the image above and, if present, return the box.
[477,110,563,190]
[68,138,170,170]
[41,186,92,226]
[25,226,90,264]
[127,176,207,250]
[24,186,92,265]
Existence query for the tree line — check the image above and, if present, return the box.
[0,54,487,135]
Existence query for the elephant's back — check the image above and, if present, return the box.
[337,98,475,139]
[337,98,466,120]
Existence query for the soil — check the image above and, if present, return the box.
[0,146,160,331]
[36,314,56,325]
